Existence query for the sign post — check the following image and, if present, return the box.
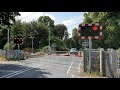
[18,44,20,60]
[88,37,92,73]
[77,22,102,74]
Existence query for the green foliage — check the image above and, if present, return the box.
[42,46,51,53]
[0,12,20,27]
[38,16,54,28]
[11,20,25,37]
[23,48,32,52]
[0,28,7,49]
[54,24,68,40]
[71,28,80,50]
[83,12,120,49]
[0,12,20,49]
[35,48,42,52]
[4,42,15,50]
[50,36,68,51]
[8,56,18,61]
[70,38,76,48]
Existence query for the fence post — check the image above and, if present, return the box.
[100,48,105,76]
[100,48,106,76]
[100,48,102,75]
[83,49,86,72]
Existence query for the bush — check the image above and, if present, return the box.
[42,46,51,53]
[35,48,42,52]
[23,48,32,52]
[117,48,120,53]
[4,42,15,50]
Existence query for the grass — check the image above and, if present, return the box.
[79,67,108,78]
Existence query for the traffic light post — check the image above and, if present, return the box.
[13,36,23,60]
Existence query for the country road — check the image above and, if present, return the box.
[0,54,83,78]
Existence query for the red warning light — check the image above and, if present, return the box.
[93,25,98,31]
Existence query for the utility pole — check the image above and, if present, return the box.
[32,36,34,54]
[7,28,10,60]
[48,22,51,54]
[30,36,34,54]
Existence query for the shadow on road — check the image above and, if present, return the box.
[0,63,52,78]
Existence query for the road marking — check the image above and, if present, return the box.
[78,60,82,73]
[71,75,74,78]
[67,62,73,74]
[0,67,32,78]
[67,56,75,74]
[0,55,75,78]
[0,64,44,78]
[71,75,76,78]
[6,67,34,78]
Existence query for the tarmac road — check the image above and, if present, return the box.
[0,54,83,78]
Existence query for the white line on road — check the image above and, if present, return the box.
[78,62,81,72]
[0,67,32,78]
[71,75,74,78]
[6,67,34,78]
[0,64,44,78]
[67,56,75,74]
[67,62,73,74]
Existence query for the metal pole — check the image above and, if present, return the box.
[100,48,103,75]
[7,29,10,60]
[89,37,92,73]
[48,23,50,54]
[8,29,9,50]
[85,42,86,49]
[32,36,34,54]
[18,44,20,60]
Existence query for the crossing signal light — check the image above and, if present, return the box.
[93,25,98,31]
[80,25,100,36]
[14,36,23,45]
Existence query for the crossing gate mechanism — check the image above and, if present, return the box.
[77,22,102,40]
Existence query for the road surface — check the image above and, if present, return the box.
[0,54,83,78]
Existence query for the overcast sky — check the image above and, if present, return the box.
[16,12,85,38]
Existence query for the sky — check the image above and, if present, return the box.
[16,12,85,38]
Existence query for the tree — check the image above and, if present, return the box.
[0,12,20,49]
[11,20,24,37]
[0,12,20,27]
[54,24,68,40]
[38,16,54,28]
[38,16,55,37]
[0,28,7,49]
[50,36,68,51]
[72,28,80,50]
[34,22,49,49]
[82,12,120,49]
